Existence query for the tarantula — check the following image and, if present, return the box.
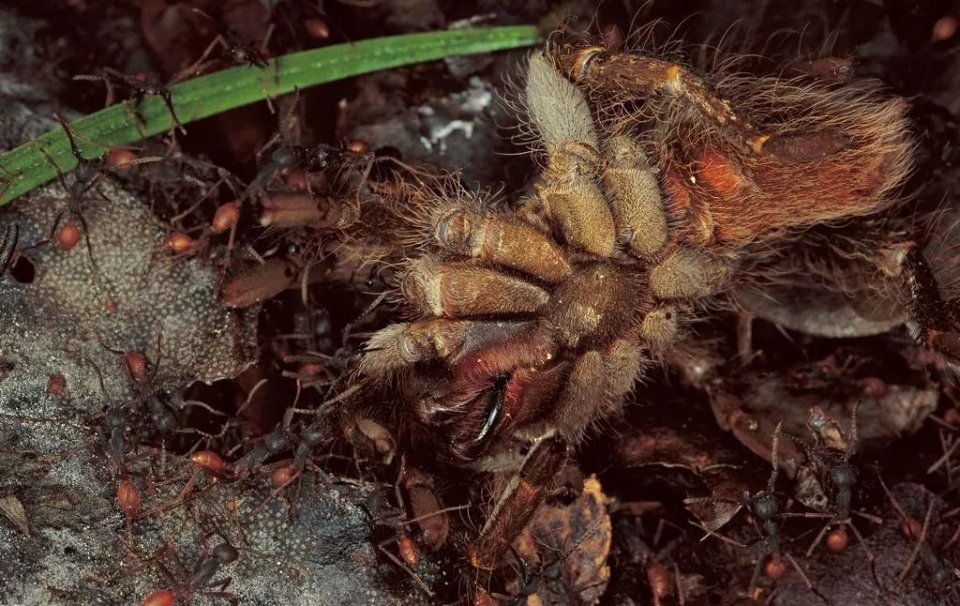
[357,32,946,568]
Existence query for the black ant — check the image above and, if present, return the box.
[747,424,783,556]
[141,540,240,606]
[182,8,274,76]
[230,428,291,477]
[103,336,227,453]
[253,421,327,484]
[43,112,107,261]
[291,421,328,469]
[685,423,827,600]
[244,93,373,202]
[43,113,159,266]
[746,423,833,601]
[73,68,186,135]
[793,404,879,563]
[686,424,785,555]
[236,420,332,518]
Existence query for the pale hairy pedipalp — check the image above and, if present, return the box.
[524,52,598,151]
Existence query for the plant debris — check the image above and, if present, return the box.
[3,1,960,605]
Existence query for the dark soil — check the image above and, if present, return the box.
[1,1,960,605]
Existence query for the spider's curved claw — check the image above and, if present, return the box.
[0,224,19,275]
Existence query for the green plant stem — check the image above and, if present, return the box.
[0,26,539,206]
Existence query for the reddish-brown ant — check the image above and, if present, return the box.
[159,196,242,274]
[271,0,334,47]
[190,450,228,474]
[161,231,198,255]
[132,449,230,522]
[158,198,243,275]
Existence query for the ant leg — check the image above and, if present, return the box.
[180,34,228,78]
[39,149,74,239]
[747,555,766,598]
[0,171,13,202]
[845,521,878,572]
[256,133,282,161]
[805,521,833,557]
[899,502,935,585]
[783,553,830,603]
[376,540,434,597]
[260,23,275,65]
[135,469,200,520]
[72,70,117,106]
[73,210,101,274]
[121,94,150,138]
[155,87,186,135]
[260,23,278,112]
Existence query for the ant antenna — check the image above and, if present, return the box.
[768,421,783,492]
[52,112,95,164]
[845,400,861,461]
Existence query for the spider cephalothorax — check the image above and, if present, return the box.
[359,37,915,470]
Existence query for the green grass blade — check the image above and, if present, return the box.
[0,26,540,206]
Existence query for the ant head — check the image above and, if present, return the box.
[106,407,126,427]
[830,461,857,489]
[264,430,290,453]
[307,146,339,171]
[148,396,176,434]
[272,146,299,168]
[74,158,100,183]
[212,542,239,564]
[152,412,176,434]
[300,421,327,447]
[751,492,779,521]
